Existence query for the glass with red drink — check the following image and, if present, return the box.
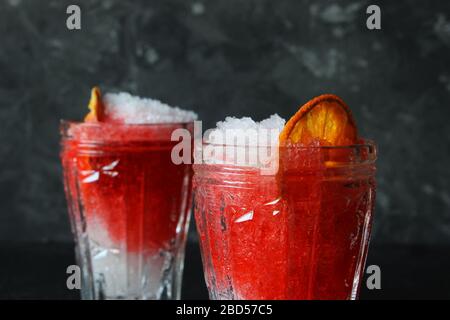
[193,95,377,300]
[194,142,376,299]
[60,90,196,299]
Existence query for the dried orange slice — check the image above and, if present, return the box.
[84,86,105,122]
[279,94,357,146]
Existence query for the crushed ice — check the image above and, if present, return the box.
[103,92,198,124]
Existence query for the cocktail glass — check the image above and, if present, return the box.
[60,121,193,300]
[193,141,376,300]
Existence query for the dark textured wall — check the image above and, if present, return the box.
[0,0,449,244]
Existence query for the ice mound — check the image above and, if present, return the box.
[206,114,285,146]
[103,92,197,124]
[202,114,286,173]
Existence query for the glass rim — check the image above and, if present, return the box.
[201,139,376,150]
[60,119,196,128]
[59,119,195,147]
[196,138,377,171]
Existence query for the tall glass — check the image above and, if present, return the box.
[193,141,376,300]
[60,121,193,300]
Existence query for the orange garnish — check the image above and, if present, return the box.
[279,94,357,145]
[84,86,105,122]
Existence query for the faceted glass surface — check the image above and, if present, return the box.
[60,122,193,299]
[193,142,376,300]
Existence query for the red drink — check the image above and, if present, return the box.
[194,142,376,299]
[61,121,193,299]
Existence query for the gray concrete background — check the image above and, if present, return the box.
[0,0,449,244]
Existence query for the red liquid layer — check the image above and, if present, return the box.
[61,122,193,253]
[194,145,376,300]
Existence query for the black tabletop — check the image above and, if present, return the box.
[0,242,448,300]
